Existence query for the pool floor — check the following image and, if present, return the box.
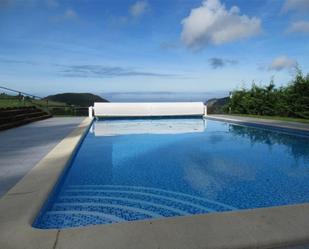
[33,118,309,229]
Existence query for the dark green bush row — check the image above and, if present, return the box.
[227,70,309,119]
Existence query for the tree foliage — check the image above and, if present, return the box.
[227,71,309,119]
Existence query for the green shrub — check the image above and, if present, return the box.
[227,70,309,119]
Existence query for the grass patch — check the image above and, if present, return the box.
[0,99,32,108]
[0,97,68,108]
[0,95,87,116]
[230,114,309,124]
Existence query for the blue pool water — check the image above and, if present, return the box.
[34,118,309,229]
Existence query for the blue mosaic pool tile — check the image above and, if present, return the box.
[33,118,309,229]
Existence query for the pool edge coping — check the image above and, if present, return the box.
[0,117,308,249]
[206,115,309,133]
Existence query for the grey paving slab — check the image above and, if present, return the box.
[208,114,309,132]
[0,117,85,197]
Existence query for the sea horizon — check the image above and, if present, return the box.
[101,91,229,102]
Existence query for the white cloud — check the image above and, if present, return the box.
[287,21,309,33]
[282,0,309,13]
[129,1,149,17]
[181,0,262,50]
[268,56,297,71]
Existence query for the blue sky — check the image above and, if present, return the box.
[0,0,309,97]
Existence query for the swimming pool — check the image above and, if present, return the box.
[33,118,309,229]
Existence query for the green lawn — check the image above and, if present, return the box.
[0,96,87,116]
[230,114,309,124]
[0,97,68,108]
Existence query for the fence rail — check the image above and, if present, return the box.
[0,85,88,116]
[0,86,44,100]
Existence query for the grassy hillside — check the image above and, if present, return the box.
[0,93,67,108]
[44,93,108,107]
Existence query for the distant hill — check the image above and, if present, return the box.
[44,93,108,107]
[206,97,229,114]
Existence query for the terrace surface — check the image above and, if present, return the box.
[208,114,309,132]
[0,117,84,197]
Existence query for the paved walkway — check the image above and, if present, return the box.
[208,114,309,132]
[0,117,85,197]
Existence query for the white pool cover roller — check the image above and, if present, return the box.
[93,102,205,117]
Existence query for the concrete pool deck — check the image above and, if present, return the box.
[0,117,85,197]
[207,114,309,132]
[0,116,309,249]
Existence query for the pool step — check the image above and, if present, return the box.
[64,185,236,211]
[35,185,236,229]
[0,106,52,131]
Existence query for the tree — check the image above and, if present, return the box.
[227,70,309,119]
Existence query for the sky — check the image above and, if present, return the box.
[0,0,309,98]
